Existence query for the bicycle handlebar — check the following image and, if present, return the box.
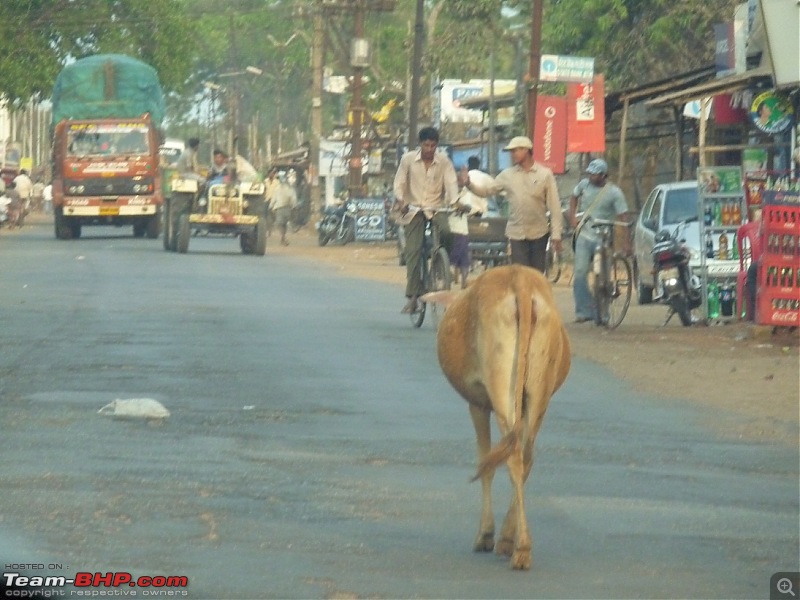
[591,218,632,228]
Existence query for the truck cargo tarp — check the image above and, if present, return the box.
[51,54,165,128]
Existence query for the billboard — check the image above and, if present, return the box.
[567,75,606,154]
[438,79,516,124]
[533,96,567,174]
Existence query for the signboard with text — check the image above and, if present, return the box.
[540,55,594,83]
[533,96,567,174]
[566,75,606,153]
[353,197,386,242]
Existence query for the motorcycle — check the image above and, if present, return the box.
[651,219,702,326]
[317,197,356,246]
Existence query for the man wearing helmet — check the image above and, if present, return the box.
[568,158,630,323]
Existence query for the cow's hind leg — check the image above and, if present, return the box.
[469,403,495,552]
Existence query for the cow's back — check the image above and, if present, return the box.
[436,265,570,411]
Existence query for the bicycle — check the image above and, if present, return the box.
[589,218,633,329]
[407,209,452,328]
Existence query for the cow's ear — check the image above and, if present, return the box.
[420,290,458,307]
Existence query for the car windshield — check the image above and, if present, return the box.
[663,188,698,225]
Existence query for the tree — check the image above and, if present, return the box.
[0,0,195,106]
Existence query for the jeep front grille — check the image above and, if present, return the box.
[209,197,243,216]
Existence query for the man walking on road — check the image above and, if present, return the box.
[460,135,563,273]
[393,126,459,314]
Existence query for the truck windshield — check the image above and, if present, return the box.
[67,124,151,156]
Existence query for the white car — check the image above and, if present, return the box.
[633,181,703,304]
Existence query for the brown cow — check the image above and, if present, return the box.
[423,264,571,570]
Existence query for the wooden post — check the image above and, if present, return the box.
[618,97,629,185]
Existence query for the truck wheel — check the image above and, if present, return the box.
[70,222,82,239]
[54,208,73,240]
[133,222,146,237]
[254,216,267,256]
[146,212,160,239]
[176,214,190,253]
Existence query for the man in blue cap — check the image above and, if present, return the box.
[568,158,630,323]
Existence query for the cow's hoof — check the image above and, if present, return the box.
[495,538,514,557]
[510,550,532,570]
[473,532,494,552]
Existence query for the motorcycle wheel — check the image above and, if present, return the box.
[670,294,693,326]
[318,228,329,246]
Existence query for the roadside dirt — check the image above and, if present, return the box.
[272,225,799,445]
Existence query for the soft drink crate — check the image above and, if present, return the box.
[761,202,800,235]
[756,258,800,327]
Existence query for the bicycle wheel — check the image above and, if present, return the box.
[427,248,452,326]
[410,256,428,328]
[602,254,633,329]
[593,251,610,327]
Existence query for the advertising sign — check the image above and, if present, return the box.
[760,0,800,88]
[566,75,605,153]
[697,166,743,195]
[540,55,594,83]
[533,96,567,174]
[438,79,517,124]
[353,197,386,242]
[749,91,794,134]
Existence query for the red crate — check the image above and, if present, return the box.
[762,204,800,235]
[756,259,800,326]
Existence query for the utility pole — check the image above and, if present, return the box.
[348,0,367,196]
[310,1,324,210]
[527,0,543,140]
[408,0,425,145]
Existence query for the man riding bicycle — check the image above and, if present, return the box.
[568,158,631,323]
[393,127,460,314]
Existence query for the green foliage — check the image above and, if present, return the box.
[0,0,195,105]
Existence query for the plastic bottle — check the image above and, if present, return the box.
[731,201,741,225]
[704,204,713,226]
[721,202,731,225]
[713,201,722,226]
[707,282,720,319]
[719,281,733,317]
[705,231,715,259]
[731,233,739,260]
[718,231,729,260]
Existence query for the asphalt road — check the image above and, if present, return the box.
[0,222,797,599]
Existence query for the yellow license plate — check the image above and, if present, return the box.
[99,206,119,216]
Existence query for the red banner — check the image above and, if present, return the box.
[533,96,567,174]
[567,74,606,153]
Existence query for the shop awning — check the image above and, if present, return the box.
[646,66,773,107]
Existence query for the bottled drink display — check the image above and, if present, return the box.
[707,281,720,319]
[705,231,714,258]
[718,231,729,260]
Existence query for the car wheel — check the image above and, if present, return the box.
[635,260,653,305]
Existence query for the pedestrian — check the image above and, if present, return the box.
[448,156,489,288]
[13,169,33,216]
[31,179,44,212]
[176,138,201,177]
[270,171,297,246]
[393,126,459,314]
[43,181,53,214]
[460,135,563,273]
[568,158,631,323]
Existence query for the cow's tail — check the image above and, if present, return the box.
[471,268,534,482]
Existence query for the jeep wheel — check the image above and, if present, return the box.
[176,214,190,253]
[254,216,267,256]
[162,200,173,250]
[240,231,254,254]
